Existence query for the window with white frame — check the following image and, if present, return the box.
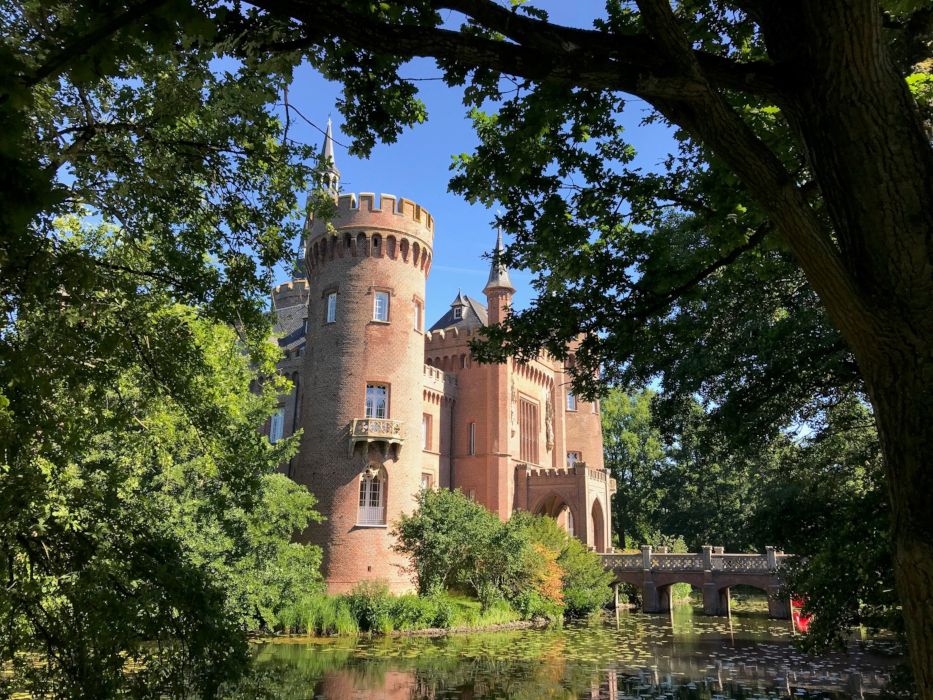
[326,292,337,323]
[373,290,390,321]
[566,390,577,411]
[453,306,463,319]
[358,467,386,525]
[567,451,582,467]
[365,384,388,419]
[269,408,285,443]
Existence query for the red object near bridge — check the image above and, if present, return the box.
[791,597,811,633]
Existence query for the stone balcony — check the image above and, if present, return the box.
[349,418,403,458]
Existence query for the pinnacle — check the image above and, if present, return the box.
[483,227,515,295]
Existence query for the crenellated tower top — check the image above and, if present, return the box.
[305,192,435,277]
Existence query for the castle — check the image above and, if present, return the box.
[270,123,616,593]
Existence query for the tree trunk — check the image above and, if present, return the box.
[659,2,933,689]
[865,349,933,696]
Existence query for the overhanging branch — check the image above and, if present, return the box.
[248,0,780,99]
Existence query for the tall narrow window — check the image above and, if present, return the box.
[519,397,540,464]
[326,292,337,323]
[453,306,463,320]
[468,422,476,455]
[413,300,423,331]
[566,390,577,411]
[422,413,432,450]
[269,408,285,444]
[566,509,575,537]
[365,384,388,419]
[358,468,386,525]
[373,290,390,321]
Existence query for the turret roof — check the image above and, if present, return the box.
[321,117,338,173]
[482,227,515,294]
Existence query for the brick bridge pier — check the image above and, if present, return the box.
[601,545,792,619]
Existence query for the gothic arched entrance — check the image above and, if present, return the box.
[591,498,606,552]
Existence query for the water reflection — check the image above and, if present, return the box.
[226,603,894,699]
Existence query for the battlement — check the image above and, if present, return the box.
[309,192,434,241]
[272,278,309,309]
[306,192,435,276]
[424,326,478,344]
[273,279,309,294]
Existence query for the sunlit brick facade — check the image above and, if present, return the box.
[269,123,615,593]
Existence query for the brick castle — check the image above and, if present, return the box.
[270,122,616,593]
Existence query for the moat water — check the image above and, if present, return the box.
[227,601,897,699]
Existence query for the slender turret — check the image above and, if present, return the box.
[483,228,514,326]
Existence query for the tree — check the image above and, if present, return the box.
[4,0,931,689]
[751,398,898,657]
[600,388,666,548]
[393,488,529,607]
[0,220,323,696]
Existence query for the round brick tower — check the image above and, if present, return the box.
[294,188,434,593]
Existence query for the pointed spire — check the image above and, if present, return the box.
[483,227,515,295]
[320,117,340,192]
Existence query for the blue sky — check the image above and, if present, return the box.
[278,2,677,327]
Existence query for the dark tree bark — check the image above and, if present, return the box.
[246,0,932,687]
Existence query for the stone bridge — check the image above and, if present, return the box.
[601,545,793,619]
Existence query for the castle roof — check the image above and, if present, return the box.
[428,294,488,332]
[482,227,515,295]
[273,303,307,351]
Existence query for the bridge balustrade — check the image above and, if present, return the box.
[601,545,793,619]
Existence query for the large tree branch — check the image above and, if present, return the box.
[632,0,877,345]
[249,0,779,99]
[22,0,169,89]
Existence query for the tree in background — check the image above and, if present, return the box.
[600,389,665,549]
[752,399,896,656]
[601,385,900,674]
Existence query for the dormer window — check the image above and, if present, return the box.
[453,306,463,320]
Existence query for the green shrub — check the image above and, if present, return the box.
[428,594,455,629]
[513,590,562,621]
[389,594,437,630]
[346,581,393,632]
[509,511,614,618]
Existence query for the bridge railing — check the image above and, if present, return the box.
[601,546,790,574]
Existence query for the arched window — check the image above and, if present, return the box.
[566,508,575,538]
[358,466,386,525]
